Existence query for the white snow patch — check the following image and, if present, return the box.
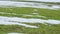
[22,14,33,17]
[8,33,19,34]
[0,16,38,28]
[0,1,60,10]
[0,16,60,28]
[32,13,39,14]
[8,33,25,34]
[0,16,60,24]
[26,0,60,2]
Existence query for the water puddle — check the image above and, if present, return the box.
[0,1,60,10]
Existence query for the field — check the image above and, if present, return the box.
[0,7,60,34]
[0,7,60,19]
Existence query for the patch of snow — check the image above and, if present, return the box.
[0,1,60,10]
[0,16,60,28]
[8,33,25,34]
[32,13,39,14]
[26,0,60,2]
[0,16,38,28]
[18,23,38,28]
[0,16,60,24]
[23,14,33,17]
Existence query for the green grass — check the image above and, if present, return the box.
[0,7,60,34]
[0,24,60,34]
[0,7,60,19]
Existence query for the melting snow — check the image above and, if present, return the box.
[26,0,60,2]
[0,16,60,24]
[0,16,60,28]
[8,33,25,34]
[0,1,60,10]
[0,1,60,28]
